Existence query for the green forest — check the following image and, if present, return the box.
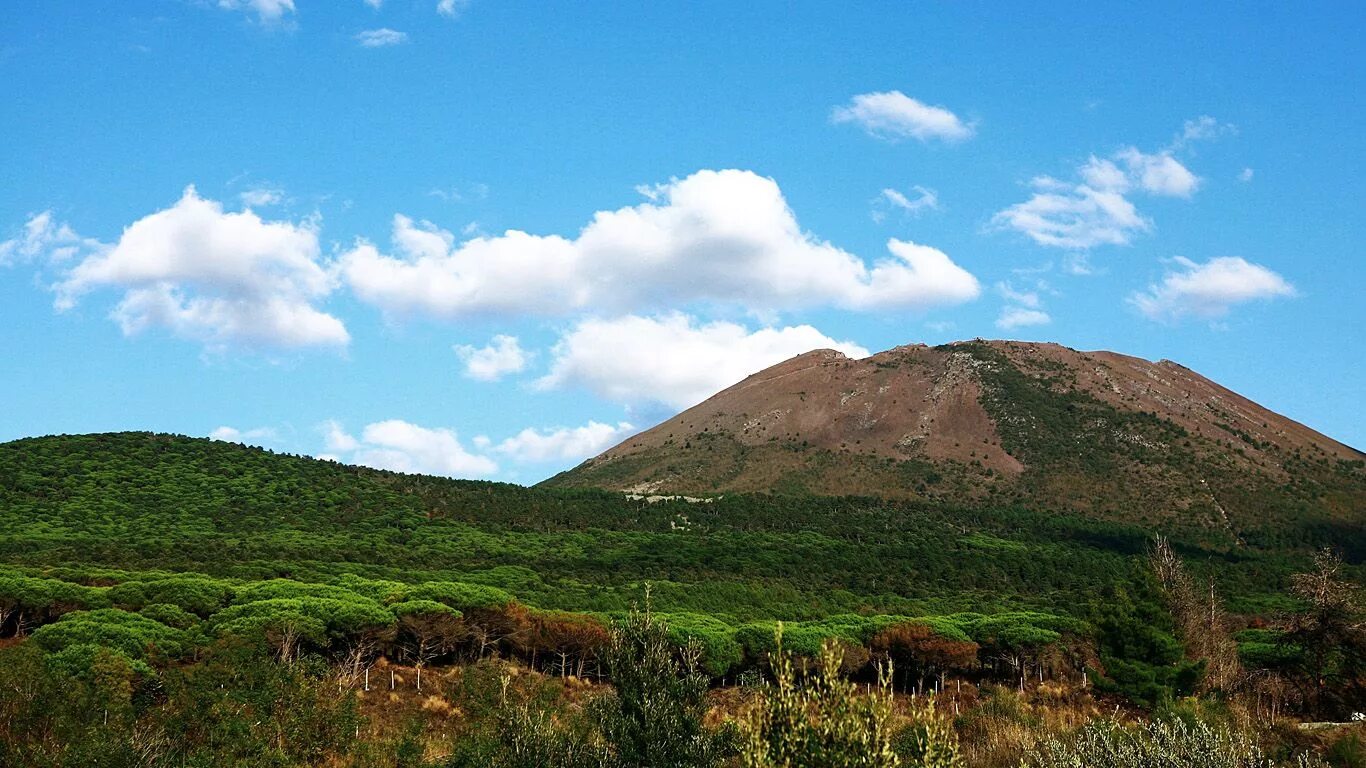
[0,432,1362,766]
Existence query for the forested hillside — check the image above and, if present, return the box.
[0,432,1362,767]
[0,430,1346,621]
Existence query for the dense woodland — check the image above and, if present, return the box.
[0,432,1362,766]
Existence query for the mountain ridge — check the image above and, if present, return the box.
[545,339,1364,538]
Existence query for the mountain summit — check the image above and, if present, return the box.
[545,340,1364,537]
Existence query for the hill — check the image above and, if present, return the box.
[0,430,1351,624]
[546,340,1365,544]
[0,430,1362,760]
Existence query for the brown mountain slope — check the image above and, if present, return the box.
[544,340,1364,539]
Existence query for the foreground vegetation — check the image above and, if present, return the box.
[1,599,1359,767]
[0,432,1361,764]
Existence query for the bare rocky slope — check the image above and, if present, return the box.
[544,340,1364,540]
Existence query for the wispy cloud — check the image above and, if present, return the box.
[216,0,296,25]
[240,187,284,207]
[996,306,1051,330]
[355,28,408,47]
[436,0,470,18]
[832,91,974,143]
[872,186,939,222]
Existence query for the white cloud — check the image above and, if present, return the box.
[209,425,279,445]
[454,334,529,381]
[996,281,1042,309]
[428,183,489,203]
[239,187,284,207]
[537,313,870,410]
[0,211,103,266]
[1129,256,1296,322]
[993,141,1200,249]
[364,0,383,8]
[1169,115,1236,150]
[340,169,980,318]
[1078,157,1131,192]
[35,187,346,350]
[494,421,637,463]
[995,281,1052,330]
[217,0,295,23]
[328,419,497,478]
[320,419,361,452]
[992,176,1150,249]
[355,28,408,47]
[996,306,1052,330]
[1238,168,1255,183]
[436,0,470,18]
[873,186,939,222]
[1115,147,1200,198]
[831,91,973,143]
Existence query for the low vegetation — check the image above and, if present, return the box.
[0,433,1361,764]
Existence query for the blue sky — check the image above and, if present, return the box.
[2,1,1362,482]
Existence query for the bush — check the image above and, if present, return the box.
[737,626,938,767]
[1023,718,1327,768]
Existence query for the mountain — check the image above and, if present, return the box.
[545,340,1364,539]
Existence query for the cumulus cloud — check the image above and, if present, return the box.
[325,419,497,478]
[217,0,295,23]
[355,28,408,47]
[341,169,980,319]
[454,334,528,381]
[1238,168,1255,183]
[831,91,974,143]
[996,306,1052,330]
[34,187,346,350]
[994,143,1200,250]
[494,421,637,463]
[209,425,279,445]
[872,186,939,222]
[537,313,870,410]
[1129,256,1296,322]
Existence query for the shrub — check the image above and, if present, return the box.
[737,626,929,767]
[1023,718,1327,768]
[593,605,729,767]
